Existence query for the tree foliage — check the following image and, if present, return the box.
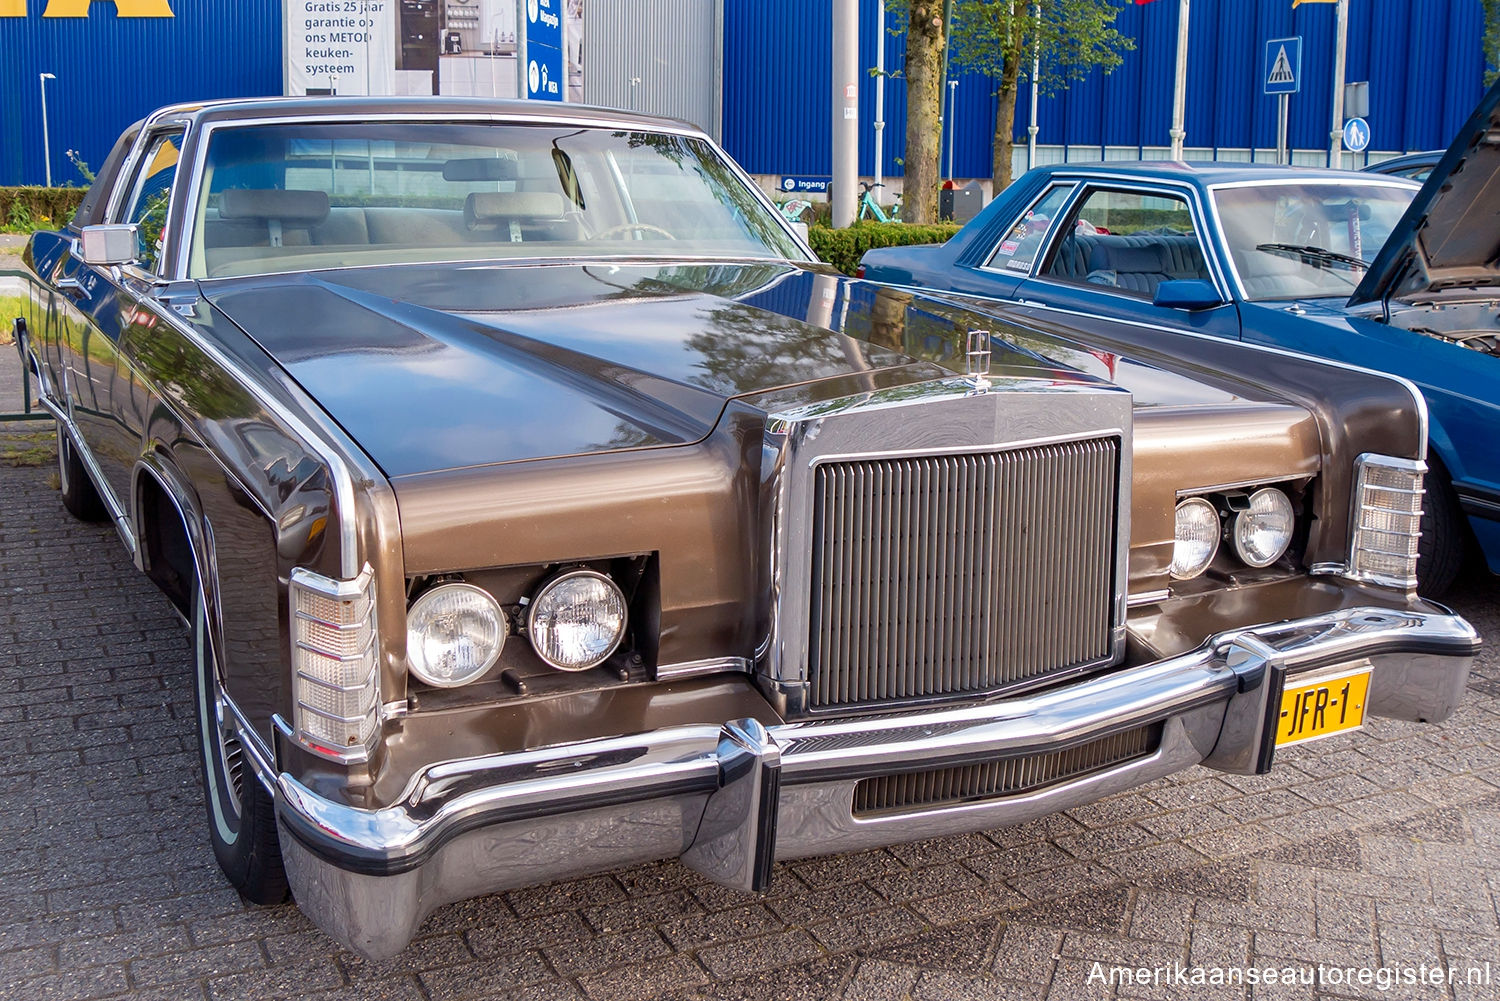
[949,0,1134,187]
[1485,0,1500,87]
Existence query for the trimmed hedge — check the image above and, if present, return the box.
[809,221,961,276]
[1,187,86,233]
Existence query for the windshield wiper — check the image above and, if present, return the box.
[1255,243,1369,271]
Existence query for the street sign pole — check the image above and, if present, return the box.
[1277,93,1289,165]
[1328,0,1349,166]
[1169,0,1190,159]
[1264,36,1301,164]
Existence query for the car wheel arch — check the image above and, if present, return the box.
[133,453,214,623]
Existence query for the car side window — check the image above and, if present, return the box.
[1040,188,1211,299]
[116,130,185,273]
[984,184,1073,275]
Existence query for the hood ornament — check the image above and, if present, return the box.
[965,329,992,391]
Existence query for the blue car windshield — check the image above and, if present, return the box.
[187,123,804,279]
[1212,182,1416,301]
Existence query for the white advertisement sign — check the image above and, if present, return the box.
[285,0,396,96]
[282,0,577,100]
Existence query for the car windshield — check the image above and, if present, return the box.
[187,122,803,279]
[1212,182,1415,301]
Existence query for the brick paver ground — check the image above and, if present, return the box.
[2,450,1498,1001]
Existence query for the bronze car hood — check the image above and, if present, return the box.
[203,260,1259,478]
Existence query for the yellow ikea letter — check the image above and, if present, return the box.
[0,0,26,17]
[44,0,175,16]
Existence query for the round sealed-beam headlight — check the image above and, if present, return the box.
[527,570,628,672]
[1171,497,1221,579]
[1233,487,1295,568]
[406,583,506,688]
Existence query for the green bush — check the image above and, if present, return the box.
[809,221,961,276]
[1,187,86,234]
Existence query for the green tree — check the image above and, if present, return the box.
[950,0,1134,188]
[1485,0,1500,86]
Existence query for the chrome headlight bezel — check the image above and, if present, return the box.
[405,582,507,689]
[526,569,629,672]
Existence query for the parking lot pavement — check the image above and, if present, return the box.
[3,452,1499,1001]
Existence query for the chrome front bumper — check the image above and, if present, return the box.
[272,605,1478,960]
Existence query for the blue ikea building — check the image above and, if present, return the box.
[0,0,1486,187]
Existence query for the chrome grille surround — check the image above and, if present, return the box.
[808,438,1121,708]
[852,722,1162,816]
[760,376,1133,717]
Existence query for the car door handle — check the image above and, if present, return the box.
[56,275,85,296]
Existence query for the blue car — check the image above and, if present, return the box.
[861,86,1500,596]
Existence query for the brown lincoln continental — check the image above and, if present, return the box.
[12,98,1481,959]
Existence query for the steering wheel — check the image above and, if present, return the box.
[593,222,677,241]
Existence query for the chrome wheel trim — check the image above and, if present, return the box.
[56,429,71,495]
[194,600,243,841]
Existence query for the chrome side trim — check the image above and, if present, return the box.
[1126,589,1172,607]
[222,690,278,795]
[36,395,138,558]
[144,303,364,578]
[1175,473,1310,497]
[656,657,752,681]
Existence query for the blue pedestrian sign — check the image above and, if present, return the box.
[524,0,564,101]
[1342,117,1371,152]
[1264,37,1302,95]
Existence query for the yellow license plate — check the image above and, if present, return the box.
[1275,665,1371,748]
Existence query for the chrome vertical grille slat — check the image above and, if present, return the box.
[808,438,1120,709]
[852,722,1161,816]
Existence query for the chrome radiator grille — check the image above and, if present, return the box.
[852,723,1160,817]
[807,438,1120,709]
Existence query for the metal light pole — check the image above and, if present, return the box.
[947,79,959,179]
[1027,3,1040,171]
[832,0,859,228]
[1328,0,1349,167]
[39,73,55,187]
[874,0,886,192]
[1168,0,1190,160]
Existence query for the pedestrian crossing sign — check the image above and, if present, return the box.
[1265,37,1302,95]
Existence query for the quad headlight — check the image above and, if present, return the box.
[406,583,507,688]
[527,569,628,671]
[1171,497,1221,579]
[1232,487,1295,568]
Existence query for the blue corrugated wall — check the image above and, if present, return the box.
[722,0,1487,178]
[0,0,281,186]
[0,0,1485,185]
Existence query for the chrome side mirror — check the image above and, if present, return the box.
[77,224,139,267]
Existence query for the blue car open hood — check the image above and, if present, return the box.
[1350,78,1500,307]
